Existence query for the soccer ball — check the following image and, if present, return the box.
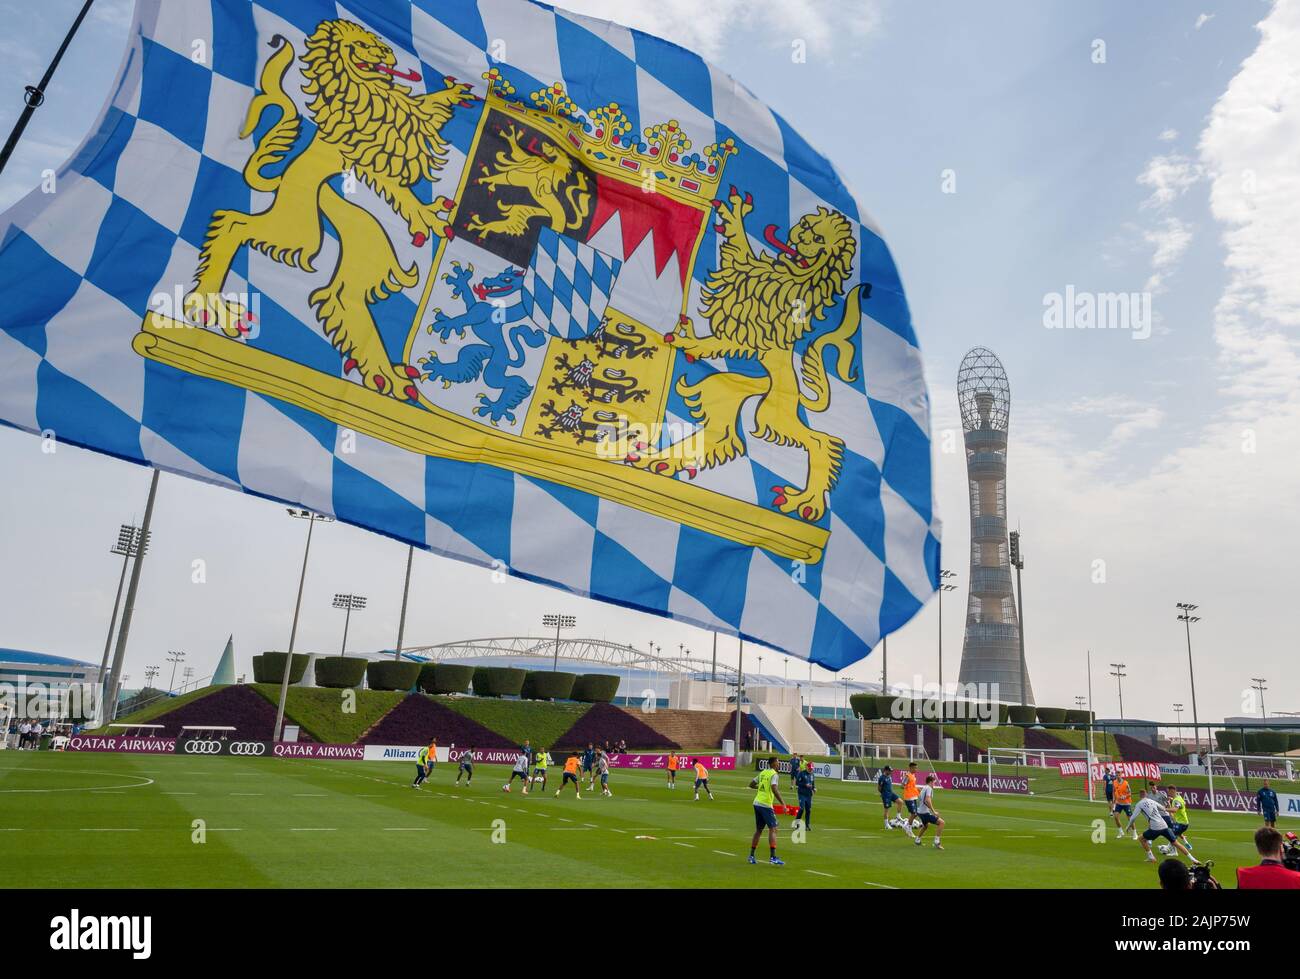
[910,819,922,831]
[1157,844,1174,856]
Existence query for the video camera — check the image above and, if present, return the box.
[1189,860,1221,891]
[1282,832,1300,873]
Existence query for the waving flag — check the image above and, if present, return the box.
[0,0,938,669]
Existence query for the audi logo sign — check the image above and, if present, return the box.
[175,738,271,757]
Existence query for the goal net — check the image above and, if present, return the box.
[839,742,936,783]
[985,747,1098,801]
[1205,753,1298,815]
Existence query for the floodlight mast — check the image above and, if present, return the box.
[542,613,576,671]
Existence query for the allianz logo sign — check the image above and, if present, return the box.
[50,910,151,959]
[379,746,420,760]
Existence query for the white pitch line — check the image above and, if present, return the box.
[384,827,430,832]
[712,849,736,857]
[161,792,196,796]
[289,827,337,832]
[805,870,834,877]
[293,793,328,797]
[80,828,138,832]
[230,793,263,797]
[863,880,898,889]
[673,842,695,848]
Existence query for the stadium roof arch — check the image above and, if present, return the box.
[396,636,739,681]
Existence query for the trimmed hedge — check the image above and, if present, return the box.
[313,656,368,689]
[577,670,621,702]
[1064,709,1094,726]
[472,666,526,698]
[571,674,620,704]
[521,671,577,701]
[1215,730,1244,752]
[417,663,475,695]
[252,652,309,685]
[1244,730,1289,754]
[1008,705,1037,725]
[366,661,422,692]
[1289,733,1300,752]
[849,693,880,719]
[1035,707,1068,724]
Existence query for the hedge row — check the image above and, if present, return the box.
[258,657,621,703]
[572,674,620,704]
[465,667,619,702]
[521,671,576,700]
[1215,730,1300,754]
[417,663,476,695]
[849,694,1011,724]
[251,652,309,685]
[313,656,368,688]
[366,661,422,691]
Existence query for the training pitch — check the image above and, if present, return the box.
[0,752,1265,888]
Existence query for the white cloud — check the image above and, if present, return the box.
[1158,127,1179,142]
[552,0,881,58]
[90,0,134,26]
[1142,216,1193,292]
[1199,0,1300,430]
[1195,13,1215,30]
[1138,153,1202,209]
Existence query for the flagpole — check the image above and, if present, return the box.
[0,0,97,178]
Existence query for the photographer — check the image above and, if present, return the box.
[1158,857,1220,890]
[1236,827,1300,889]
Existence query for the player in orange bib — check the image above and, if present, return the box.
[1112,776,1136,839]
[900,762,922,832]
[693,758,714,801]
[556,752,582,798]
[667,752,679,789]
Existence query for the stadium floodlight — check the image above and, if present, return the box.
[1109,662,1127,719]
[542,613,576,671]
[334,593,368,656]
[99,523,151,714]
[273,509,335,741]
[165,650,185,694]
[937,569,957,695]
[1251,678,1268,718]
[143,665,160,688]
[1176,603,1202,755]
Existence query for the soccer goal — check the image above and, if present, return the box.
[838,742,935,783]
[985,747,1099,801]
[1205,753,1298,814]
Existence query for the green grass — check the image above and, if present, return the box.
[0,750,1268,888]
[1045,728,1121,757]
[942,724,1023,751]
[85,685,223,734]
[247,684,405,744]
[438,696,590,749]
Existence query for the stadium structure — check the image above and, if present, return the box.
[956,348,1034,705]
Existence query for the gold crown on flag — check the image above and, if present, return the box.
[481,67,737,200]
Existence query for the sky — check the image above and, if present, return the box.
[0,0,1296,723]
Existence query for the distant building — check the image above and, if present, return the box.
[956,348,1034,704]
[0,648,101,720]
